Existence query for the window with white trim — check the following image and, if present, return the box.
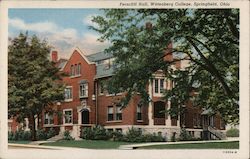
[153,78,165,96]
[64,86,73,101]
[116,105,122,121]
[44,112,54,125]
[63,109,73,124]
[107,106,114,121]
[79,83,88,98]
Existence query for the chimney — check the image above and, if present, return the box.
[51,50,58,62]
[164,42,173,62]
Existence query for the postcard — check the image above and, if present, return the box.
[0,0,249,159]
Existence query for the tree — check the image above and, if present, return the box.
[91,9,239,124]
[8,33,65,140]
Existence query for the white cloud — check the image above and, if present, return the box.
[9,18,57,33]
[79,33,110,54]
[82,14,100,29]
[9,17,109,59]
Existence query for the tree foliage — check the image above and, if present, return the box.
[8,33,65,140]
[91,9,239,124]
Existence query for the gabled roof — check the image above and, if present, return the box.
[74,47,95,65]
[55,58,68,71]
[95,64,115,79]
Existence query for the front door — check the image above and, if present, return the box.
[81,110,89,124]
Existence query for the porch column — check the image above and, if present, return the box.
[24,118,30,131]
[165,100,171,126]
[148,80,153,126]
[77,106,82,125]
[177,115,180,127]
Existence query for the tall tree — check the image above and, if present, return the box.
[91,9,239,124]
[8,33,65,140]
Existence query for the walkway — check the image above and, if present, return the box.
[118,137,239,149]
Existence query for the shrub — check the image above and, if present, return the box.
[112,131,124,141]
[36,129,47,140]
[21,131,31,140]
[81,126,166,142]
[8,131,14,140]
[8,130,31,141]
[81,127,94,140]
[179,128,192,141]
[63,130,74,140]
[123,127,143,142]
[47,128,56,139]
[93,125,112,140]
[81,126,111,140]
[142,132,165,142]
[226,128,239,137]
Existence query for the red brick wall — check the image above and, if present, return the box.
[96,87,148,126]
[56,50,96,125]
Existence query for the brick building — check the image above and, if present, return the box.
[8,46,226,140]
[39,46,226,141]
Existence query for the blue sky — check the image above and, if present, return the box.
[9,9,109,58]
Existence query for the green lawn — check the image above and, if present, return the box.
[42,140,134,149]
[138,141,239,149]
[8,140,31,144]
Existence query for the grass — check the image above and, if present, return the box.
[8,140,31,144]
[42,140,135,149]
[9,140,239,150]
[138,141,239,149]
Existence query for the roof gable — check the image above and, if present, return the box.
[62,47,95,72]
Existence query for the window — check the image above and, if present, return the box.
[64,86,72,101]
[44,112,54,125]
[70,63,81,77]
[160,79,164,93]
[115,128,122,133]
[107,106,114,121]
[137,105,142,121]
[79,83,88,98]
[70,65,74,76]
[74,64,77,76]
[154,78,165,95]
[97,60,104,65]
[116,105,122,120]
[99,81,105,95]
[104,58,115,70]
[154,79,159,93]
[63,109,72,124]
[77,63,81,75]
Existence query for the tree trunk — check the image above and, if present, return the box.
[30,114,37,141]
